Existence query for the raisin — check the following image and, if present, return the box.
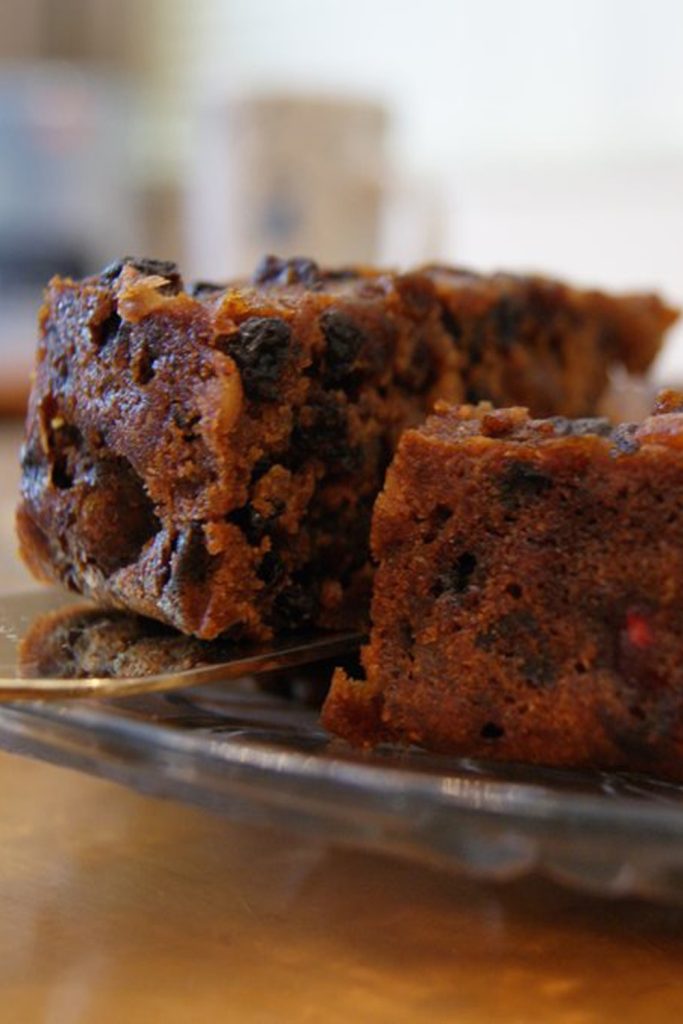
[467,322,487,366]
[549,417,573,436]
[80,457,160,576]
[323,268,360,282]
[250,457,274,483]
[397,338,437,393]
[272,583,317,631]
[319,310,366,385]
[228,500,284,544]
[475,611,555,687]
[395,273,434,317]
[173,522,215,586]
[521,654,555,686]
[20,440,44,491]
[500,461,553,506]
[611,423,640,456]
[573,418,611,437]
[440,306,462,341]
[218,317,292,400]
[464,386,483,404]
[253,255,321,288]
[171,407,200,438]
[290,396,360,471]
[491,297,522,350]
[100,257,182,294]
[99,259,127,283]
[190,280,224,298]
[257,551,285,586]
[549,416,611,439]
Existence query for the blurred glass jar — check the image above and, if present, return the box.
[0,63,140,287]
[185,93,388,280]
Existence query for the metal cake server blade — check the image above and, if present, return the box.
[0,589,364,701]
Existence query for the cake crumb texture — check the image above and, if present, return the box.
[17,255,676,640]
[322,392,683,780]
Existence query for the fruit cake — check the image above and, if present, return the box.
[18,603,228,680]
[322,391,683,778]
[17,255,676,640]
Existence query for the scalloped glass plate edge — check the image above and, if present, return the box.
[2,697,683,905]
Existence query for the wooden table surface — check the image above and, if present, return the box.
[2,421,683,1023]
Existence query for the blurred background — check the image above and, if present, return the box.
[1,0,683,414]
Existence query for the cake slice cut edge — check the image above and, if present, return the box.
[322,390,683,781]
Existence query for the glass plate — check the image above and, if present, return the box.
[2,592,683,905]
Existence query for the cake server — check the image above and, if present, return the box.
[0,590,364,701]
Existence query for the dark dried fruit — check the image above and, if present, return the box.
[549,416,612,438]
[253,255,321,288]
[440,306,462,341]
[320,310,366,385]
[190,280,224,298]
[228,499,284,544]
[290,396,360,472]
[500,461,553,505]
[397,338,438,393]
[173,521,214,586]
[611,423,640,456]
[491,297,522,350]
[323,267,360,282]
[467,321,487,366]
[520,654,555,686]
[171,406,200,439]
[272,582,317,630]
[475,611,554,686]
[100,257,182,294]
[218,317,292,400]
[250,457,274,483]
[80,457,160,576]
[257,551,285,586]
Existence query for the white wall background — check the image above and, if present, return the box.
[150,0,683,377]
[185,0,683,169]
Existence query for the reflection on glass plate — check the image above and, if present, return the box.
[2,590,683,904]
